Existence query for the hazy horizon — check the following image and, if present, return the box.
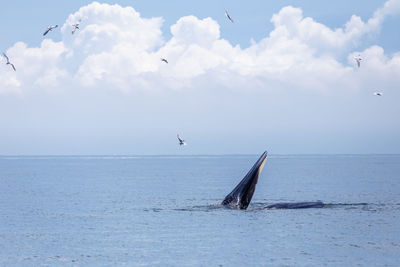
[1,153,399,157]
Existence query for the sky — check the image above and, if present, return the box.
[0,0,399,155]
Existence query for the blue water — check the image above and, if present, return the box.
[0,155,399,266]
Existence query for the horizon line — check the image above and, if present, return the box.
[0,153,399,157]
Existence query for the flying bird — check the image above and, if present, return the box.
[2,53,16,71]
[354,54,362,68]
[225,9,234,23]
[177,134,187,146]
[161,58,168,64]
[72,19,81,34]
[373,92,383,96]
[43,25,58,36]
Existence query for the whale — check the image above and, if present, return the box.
[221,151,324,210]
[264,201,324,209]
[221,151,267,209]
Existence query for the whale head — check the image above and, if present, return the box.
[221,151,267,210]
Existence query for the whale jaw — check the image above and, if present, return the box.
[221,151,267,210]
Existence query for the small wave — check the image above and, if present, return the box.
[173,203,224,212]
[143,208,164,212]
[324,202,399,212]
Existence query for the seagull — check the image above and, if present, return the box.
[373,92,383,96]
[161,58,168,64]
[72,19,81,35]
[43,25,58,36]
[2,53,16,71]
[354,54,362,68]
[177,134,187,146]
[225,9,234,23]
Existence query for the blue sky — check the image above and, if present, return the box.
[0,0,399,155]
[3,1,400,53]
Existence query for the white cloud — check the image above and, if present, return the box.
[0,71,20,94]
[170,16,220,47]
[349,46,400,90]
[1,39,66,93]
[1,0,399,94]
[269,2,400,54]
[368,0,400,30]
[61,1,163,53]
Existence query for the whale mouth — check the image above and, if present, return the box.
[221,151,268,210]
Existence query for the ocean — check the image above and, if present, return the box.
[0,155,399,266]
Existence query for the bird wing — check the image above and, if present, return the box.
[43,29,50,36]
[225,10,234,23]
[2,53,9,63]
[355,58,360,67]
[11,64,16,71]
[177,135,183,142]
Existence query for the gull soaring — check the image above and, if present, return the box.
[225,9,234,23]
[72,19,81,34]
[177,134,187,146]
[43,25,58,36]
[2,52,16,71]
[354,54,362,68]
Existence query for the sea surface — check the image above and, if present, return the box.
[0,154,399,266]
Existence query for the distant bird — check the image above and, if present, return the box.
[354,54,362,68]
[177,134,187,146]
[161,58,168,64]
[2,53,16,71]
[225,9,234,23]
[43,25,58,36]
[72,19,81,34]
[373,92,383,96]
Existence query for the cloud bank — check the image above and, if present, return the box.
[1,0,400,94]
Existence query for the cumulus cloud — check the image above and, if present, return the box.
[368,0,400,31]
[61,1,163,53]
[269,1,400,54]
[1,0,399,94]
[1,39,66,92]
[348,46,400,89]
